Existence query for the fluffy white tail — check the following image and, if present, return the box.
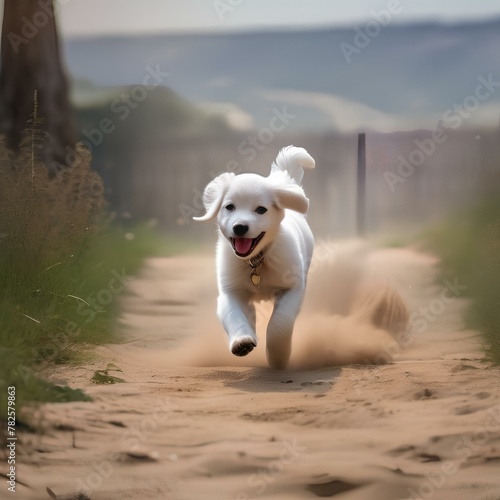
[271,145,315,185]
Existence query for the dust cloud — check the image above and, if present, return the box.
[165,241,410,370]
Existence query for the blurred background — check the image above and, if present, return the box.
[4,0,497,240]
[2,0,500,421]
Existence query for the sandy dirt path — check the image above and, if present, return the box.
[12,244,500,500]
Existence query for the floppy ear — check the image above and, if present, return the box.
[193,172,235,222]
[273,183,309,214]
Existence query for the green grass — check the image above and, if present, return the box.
[0,221,184,416]
[0,137,187,418]
[423,198,500,363]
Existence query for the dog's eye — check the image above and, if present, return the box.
[225,204,235,211]
[255,206,267,215]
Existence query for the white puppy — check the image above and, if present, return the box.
[194,146,315,369]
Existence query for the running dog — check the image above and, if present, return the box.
[194,146,315,369]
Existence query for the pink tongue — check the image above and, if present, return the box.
[234,238,253,255]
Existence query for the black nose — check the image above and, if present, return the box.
[233,224,249,236]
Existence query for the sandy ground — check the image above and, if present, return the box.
[10,242,500,500]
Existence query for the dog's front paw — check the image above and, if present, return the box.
[230,336,257,357]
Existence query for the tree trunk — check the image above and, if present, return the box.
[0,0,76,175]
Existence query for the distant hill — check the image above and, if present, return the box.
[73,83,236,211]
[64,20,500,133]
[61,22,500,232]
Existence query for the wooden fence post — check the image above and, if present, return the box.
[357,132,366,236]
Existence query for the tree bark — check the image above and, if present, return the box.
[0,0,76,174]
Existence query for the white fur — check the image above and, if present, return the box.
[194,146,315,369]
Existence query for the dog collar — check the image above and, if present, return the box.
[246,249,265,286]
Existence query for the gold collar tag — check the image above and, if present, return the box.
[246,249,265,287]
[250,269,261,286]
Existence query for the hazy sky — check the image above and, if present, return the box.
[52,0,500,37]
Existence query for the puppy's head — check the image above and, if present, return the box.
[194,171,309,259]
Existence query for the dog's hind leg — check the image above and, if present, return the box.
[350,284,409,341]
[266,288,305,369]
[217,293,258,357]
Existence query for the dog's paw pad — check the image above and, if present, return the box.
[231,337,256,357]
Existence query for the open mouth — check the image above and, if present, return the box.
[231,232,265,258]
